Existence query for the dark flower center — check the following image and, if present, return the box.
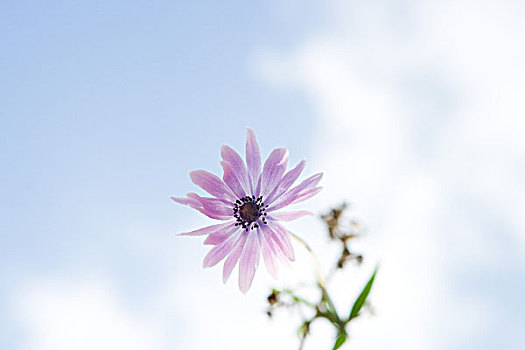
[239,201,260,222]
[233,195,268,231]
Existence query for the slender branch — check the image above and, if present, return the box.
[288,231,326,288]
[281,289,316,308]
[288,231,344,326]
[265,205,372,350]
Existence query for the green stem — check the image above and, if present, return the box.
[288,231,326,288]
[281,289,316,308]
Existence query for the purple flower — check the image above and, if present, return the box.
[172,128,322,293]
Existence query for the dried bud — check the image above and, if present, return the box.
[321,203,349,240]
[267,290,280,306]
[341,233,358,243]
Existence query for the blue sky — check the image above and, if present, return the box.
[1,0,314,275]
[1,1,524,349]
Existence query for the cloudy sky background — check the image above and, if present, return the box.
[1,0,524,349]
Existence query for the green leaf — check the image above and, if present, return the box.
[348,268,378,321]
[332,331,347,350]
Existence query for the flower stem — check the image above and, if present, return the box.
[281,289,316,308]
[288,231,344,326]
[287,231,326,289]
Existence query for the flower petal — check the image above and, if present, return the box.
[289,187,323,206]
[170,196,201,207]
[178,221,235,236]
[187,193,233,220]
[190,170,236,201]
[288,172,323,196]
[238,230,260,293]
[261,224,292,265]
[268,173,323,211]
[245,127,262,194]
[203,230,242,268]
[268,210,313,222]
[204,222,239,245]
[258,229,279,279]
[221,145,250,194]
[171,194,209,217]
[221,161,246,199]
[264,223,295,261]
[259,148,289,198]
[223,232,248,283]
[265,160,306,205]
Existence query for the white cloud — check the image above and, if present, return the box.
[15,278,164,350]
[256,0,525,348]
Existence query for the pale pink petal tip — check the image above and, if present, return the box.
[223,232,247,283]
[202,231,241,268]
[270,210,313,222]
[189,170,236,201]
[245,127,262,193]
[260,148,289,197]
[220,145,250,193]
[258,230,279,279]
[171,196,198,206]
